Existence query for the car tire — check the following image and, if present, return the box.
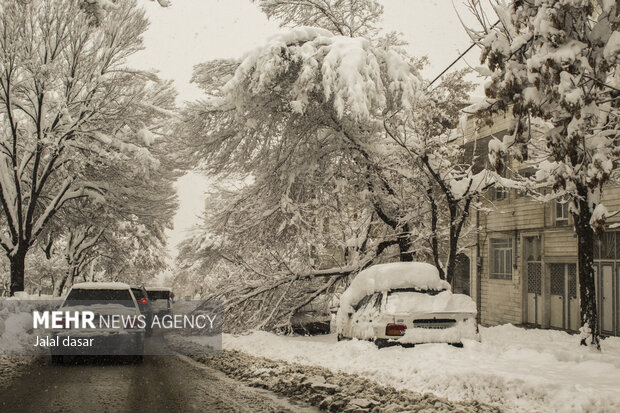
[51,355,64,365]
[374,339,389,349]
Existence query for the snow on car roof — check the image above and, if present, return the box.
[71,282,131,290]
[339,262,450,311]
[145,287,172,292]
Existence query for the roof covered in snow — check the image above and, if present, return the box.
[339,262,450,312]
[71,282,131,290]
[145,287,173,292]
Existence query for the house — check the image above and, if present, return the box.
[458,111,620,337]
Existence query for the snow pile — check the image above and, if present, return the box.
[385,291,477,314]
[0,311,34,353]
[222,325,620,413]
[0,300,61,353]
[2,292,55,300]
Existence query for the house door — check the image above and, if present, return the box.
[548,263,578,330]
[527,262,542,325]
[601,263,614,334]
[550,264,565,329]
[567,264,579,331]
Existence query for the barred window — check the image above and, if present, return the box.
[490,238,513,280]
[555,198,569,226]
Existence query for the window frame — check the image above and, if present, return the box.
[490,238,514,280]
[555,198,569,226]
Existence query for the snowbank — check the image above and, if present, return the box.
[222,325,620,413]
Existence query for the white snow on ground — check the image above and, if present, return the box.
[220,325,620,413]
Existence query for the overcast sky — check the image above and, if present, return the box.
[128,0,490,259]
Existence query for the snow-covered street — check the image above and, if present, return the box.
[219,325,620,413]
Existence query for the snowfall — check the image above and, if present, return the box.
[220,325,620,413]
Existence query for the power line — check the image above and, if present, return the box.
[426,20,500,89]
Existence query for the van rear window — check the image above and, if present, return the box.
[65,288,134,307]
[148,290,170,300]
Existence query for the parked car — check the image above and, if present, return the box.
[145,287,174,317]
[336,262,479,347]
[131,285,153,337]
[51,282,145,363]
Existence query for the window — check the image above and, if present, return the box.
[491,165,508,201]
[492,186,508,201]
[490,238,513,279]
[594,231,617,260]
[555,198,569,226]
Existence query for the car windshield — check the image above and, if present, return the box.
[148,290,170,300]
[64,288,135,307]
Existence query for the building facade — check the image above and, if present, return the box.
[460,112,620,337]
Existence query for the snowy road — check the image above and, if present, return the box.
[0,339,318,413]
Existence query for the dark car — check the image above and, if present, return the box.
[131,285,154,337]
[145,287,174,317]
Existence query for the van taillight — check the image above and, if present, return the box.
[385,323,407,336]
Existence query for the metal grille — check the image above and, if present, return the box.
[527,262,541,294]
[568,264,577,299]
[550,264,565,296]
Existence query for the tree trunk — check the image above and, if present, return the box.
[445,235,459,285]
[573,188,600,349]
[398,224,415,262]
[54,271,70,297]
[9,248,27,296]
[428,187,446,280]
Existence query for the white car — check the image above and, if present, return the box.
[51,282,145,363]
[336,262,479,347]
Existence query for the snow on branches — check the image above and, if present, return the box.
[0,0,176,295]
[221,26,421,121]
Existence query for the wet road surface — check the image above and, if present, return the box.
[0,337,318,413]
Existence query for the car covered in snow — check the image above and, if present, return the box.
[50,282,145,363]
[336,262,479,347]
